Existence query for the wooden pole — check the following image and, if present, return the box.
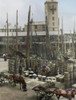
[5,25,7,52]
[45,16,50,44]
[6,13,9,54]
[74,18,76,58]
[26,6,31,69]
[14,10,18,74]
[58,18,60,55]
[26,6,31,58]
[16,10,18,51]
[30,18,33,49]
[61,16,64,56]
[12,32,14,49]
[45,16,51,60]
[61,16,64,74]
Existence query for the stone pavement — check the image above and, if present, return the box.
[0,58,76,100]
[0,58,8,72]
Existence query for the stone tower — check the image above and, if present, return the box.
[45,0,58,32]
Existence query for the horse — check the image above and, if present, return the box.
[4,74,27,91]
[11,74,27,90]
[32,85,76,100]
[52,88,76,100]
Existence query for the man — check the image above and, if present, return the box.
[3,53,7,61]
[34,65,38,75]
[42,64,51,77]
[19,64,22,75]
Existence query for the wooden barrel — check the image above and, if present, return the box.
[38,75,42,81]
[33,74,37,79]
[41,76,46,82]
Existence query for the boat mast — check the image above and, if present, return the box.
[6,13,9,54]
[45,16,50,44]
[73,18,76,58]
[16,10,18,51]
[30,17,33,53]
[26,6,31,69]
[58,18,60,56]
[45,16,51,59]
[14,10,18,74]
[61,16,64,56]
[26,6,31,58]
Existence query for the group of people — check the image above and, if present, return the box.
[18,63,51,77]
[17,63,51,91]
[34,64,51,77]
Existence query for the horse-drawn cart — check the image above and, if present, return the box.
[32,85,76,100]
[32,85,56,100]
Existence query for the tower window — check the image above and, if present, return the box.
[52,17,54,20]
[53,28,55,31]
[50,5,56,15]
[52,22,55,26]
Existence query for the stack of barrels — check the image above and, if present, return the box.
[58,60,63,74]
[8,59,15,73]
[63,61,67,73]
[14,58,20,74]
[64,72,70,88]
[73,64,76,83]
[67,62,74,86]
[8,58,20,74]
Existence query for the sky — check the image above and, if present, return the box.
[0,0,76,32]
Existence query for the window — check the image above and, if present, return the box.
[52,5,54,8]
[35,25,37,29]
[53,28,55,31]
[52,17,54,20]
[52,22,55,26]
[50,5,56,15]
[42,25,45,31]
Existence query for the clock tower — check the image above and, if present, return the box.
[45,0,58,32]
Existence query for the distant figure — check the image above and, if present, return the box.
[42,64,51,77]
[34,65,38,75]
[3,53,7,61]
[19,64,22,75]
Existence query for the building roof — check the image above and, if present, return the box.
[47,0,57,2]
[0,31,59,37]
[24,21,45,27]
[0,24,21,30]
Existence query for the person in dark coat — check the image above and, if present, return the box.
[19,64,22,75]
[42,64,51,77]
[3,53,7,61]
[34,65,38,75]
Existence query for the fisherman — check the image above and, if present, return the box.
[42,64,51,77]
[19,64,22,75]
